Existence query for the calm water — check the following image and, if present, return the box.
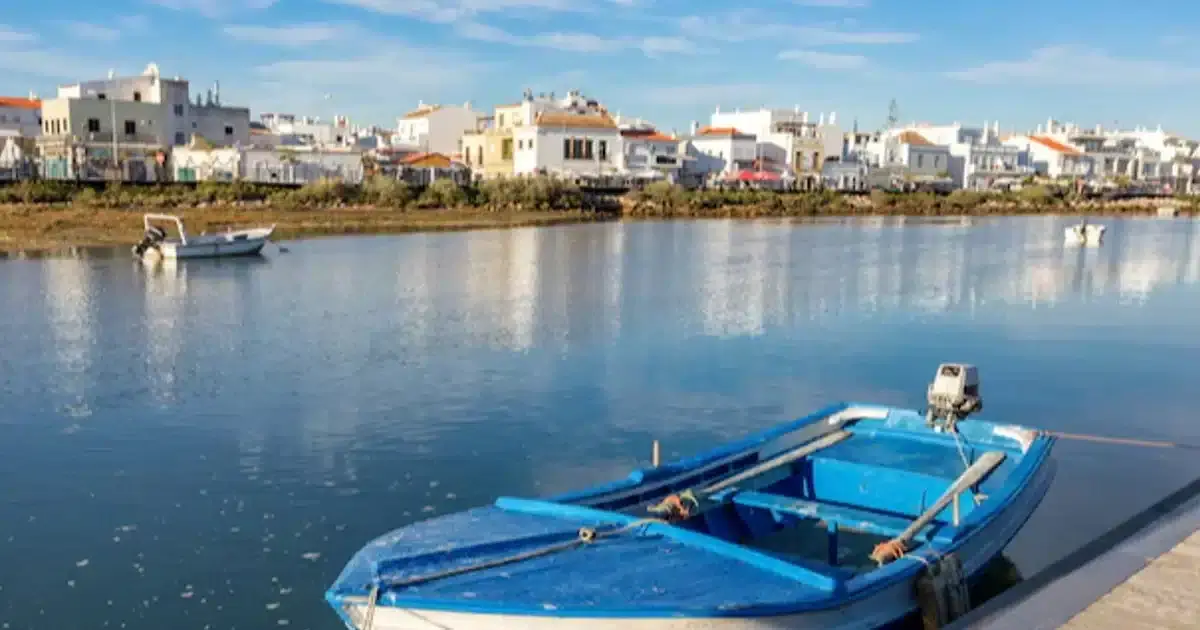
[2,216,1199,629]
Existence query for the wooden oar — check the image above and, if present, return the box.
[701,430,852,496]
[871,450,1007,565]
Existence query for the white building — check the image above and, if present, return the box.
[890,121,1033,189]
[171,141,364,185]
[394,102,482,155]
[0,96,42,137]
[709,107,843,180]
[1003,134,1091,179]
[511,111,621,180]
[38,63,249,181]
[683,125,757,181]
[258,113,356,148]
[616,125,684,182]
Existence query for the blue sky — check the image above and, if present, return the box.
[2,0,1198,136]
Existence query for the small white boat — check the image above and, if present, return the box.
[133,214,275,261]
[1064,222,1105,247]
[1157,206,1179,218]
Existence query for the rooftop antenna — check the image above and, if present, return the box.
[886,98,899,131]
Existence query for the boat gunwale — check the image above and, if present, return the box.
[330,404,1056,620]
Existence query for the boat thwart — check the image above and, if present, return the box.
[327,364,1056,629]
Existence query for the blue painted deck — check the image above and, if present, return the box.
[328,403,1055,620]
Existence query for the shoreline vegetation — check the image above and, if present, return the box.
[1,177,1194,253]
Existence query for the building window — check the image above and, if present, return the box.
[125,120,137,135]
[598,140,607,161]
[87,118,101,133]
[498,114,505,127]
[917,154,924,168]
[227,126,235,136]
[563,138,571,159]
[97,93,106,100]
[175,132,186,145]
[174,104,184,116]
[501,137,513,160]
[476,146,482,164]
[133,92,142,102]
[934,156,941,168]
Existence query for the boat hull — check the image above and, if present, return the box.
[159,238,269,259]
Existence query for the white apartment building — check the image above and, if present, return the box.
[891,121,1032,189]
[616,124,684,182]
[683,125,757,181]
[708,107,843,180]
[38,63,250,181]
[258,113,355,147]
[394,102,482,155]
[511,111,620,179]
[1003,134,1091,179]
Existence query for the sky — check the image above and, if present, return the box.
[1,0,1199,136]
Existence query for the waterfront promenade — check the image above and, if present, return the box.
[951,478,1200,629]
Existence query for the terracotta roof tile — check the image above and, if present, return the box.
[533,112,616,129]
[0,96,41,110]
[696,126,749,137]
[400,152,453,168]
[620,129,677,142]
[1029,135,1082,156]
[401,105,442,120]
[896,130,933,146]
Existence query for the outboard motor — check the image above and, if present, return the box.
[925,363,982,433]
[132,225,167,257]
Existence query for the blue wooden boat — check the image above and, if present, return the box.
[327,365,1056,629]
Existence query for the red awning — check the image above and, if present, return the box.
[728,169,783,182]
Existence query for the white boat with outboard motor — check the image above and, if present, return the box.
[133,213,276,261]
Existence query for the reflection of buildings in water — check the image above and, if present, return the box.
[604,223,624,339]
[696,220,768,338]
[142,261,188,404]
[505,228,541,352]
[42,257,95,402]
[393,234,433,349]
[694,217,1200,328]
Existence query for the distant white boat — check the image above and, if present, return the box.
[1157,206,1179,218]
[133,214,275,261]
[1064,222,1105,247]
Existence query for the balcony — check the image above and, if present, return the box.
[40,131,164,146]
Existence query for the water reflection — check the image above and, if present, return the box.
[2,217,1200,630]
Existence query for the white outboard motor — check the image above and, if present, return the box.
[925,363,982,432]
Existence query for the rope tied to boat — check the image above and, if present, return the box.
[647,490,700,522]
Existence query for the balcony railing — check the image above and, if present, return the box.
[40,131,163,146]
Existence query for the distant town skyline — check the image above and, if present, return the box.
[2,0,1199,136]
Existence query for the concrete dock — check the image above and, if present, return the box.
[949,477,1200,629]
[1060,530,1200,629]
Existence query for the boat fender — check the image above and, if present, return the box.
[915,553,970,629]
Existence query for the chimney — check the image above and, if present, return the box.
[418,99,425,108]
[802,111,809,123]
[715,105,720,114]
[214,81,220,106]
[993,120,1000,136]
[1095,123,1102,135]
[794,104,800,114]
[690,120,699,135]
[819,113,826,126]
[1036,124,1043,134]
[829,111,837,125]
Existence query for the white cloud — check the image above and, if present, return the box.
[679,12,917,45]
[457,22,699,57]
[0,25,36,43]
[795,0,869,6]
[322,0,580,23]
[62,21,122,42]
[223,22,354,46]
[148,0,277,18]
[779,49,867,70]
[254,46,486,91]
[946,46,1200,86]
